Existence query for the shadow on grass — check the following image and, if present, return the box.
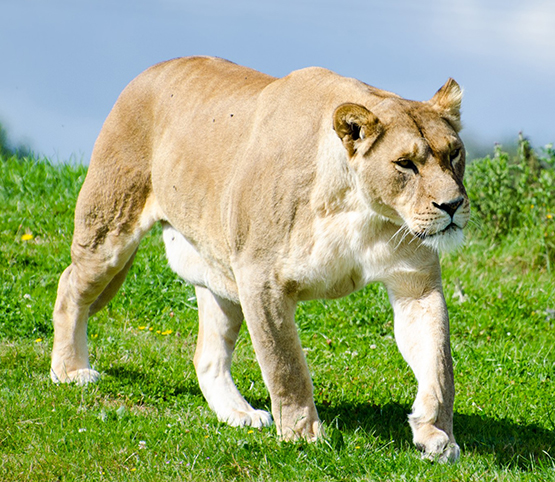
[100,365,555,471]
[454,411,555,470]
[103,364,203,403]
[319,401,555,470]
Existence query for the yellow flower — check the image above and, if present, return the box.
[21,233,33,241]
[548,214,553,219]
[247,430,254,434]
[35,338,43,343]
[91,334,98,339]
[138,326,147,330]
[161,329,173,336]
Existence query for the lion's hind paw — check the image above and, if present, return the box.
[51,368,101,385]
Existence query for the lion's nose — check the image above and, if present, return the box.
[433,197,464,218]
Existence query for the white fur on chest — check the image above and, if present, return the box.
[281,208,405,300]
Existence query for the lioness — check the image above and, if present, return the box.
[52,56,469,462]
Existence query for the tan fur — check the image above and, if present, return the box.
[52,56,469,462]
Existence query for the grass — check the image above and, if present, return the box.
[1,144,554,481]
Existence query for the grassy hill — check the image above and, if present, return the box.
[0,139,554,481]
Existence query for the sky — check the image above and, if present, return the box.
[1,0,554,162]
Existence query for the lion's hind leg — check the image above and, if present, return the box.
[51,262,102,385]
[51,176,160,385]
[194,286,273,428]
[88,248,138,317]
[51,234,144,385]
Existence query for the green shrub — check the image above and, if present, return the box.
[465,135,555,270]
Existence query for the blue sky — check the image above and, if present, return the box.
[1,0,554,161]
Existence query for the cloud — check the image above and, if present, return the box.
[425,0,555,67]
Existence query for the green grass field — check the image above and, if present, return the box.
[1,140,554,481]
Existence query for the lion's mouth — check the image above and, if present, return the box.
[413,222,464,252]
[414,221,463,240]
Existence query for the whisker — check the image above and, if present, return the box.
[387,225,407,247]
[408,227,424,246]
[467,217,485,234]
[387,224,413,250]
[398,225,414,249]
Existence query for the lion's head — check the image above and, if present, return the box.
[333,79,470,252]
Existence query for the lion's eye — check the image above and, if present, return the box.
[449,148,462,164]
[394,158,418,174]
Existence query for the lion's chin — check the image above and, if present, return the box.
[420,225,465,253]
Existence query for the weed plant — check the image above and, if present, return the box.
[0,139,554,481]
[465,135,555,270]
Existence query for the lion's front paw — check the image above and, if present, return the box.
[414,427,460,463]
[278,417,323,442]
[419,440,460,463]
[51,368,101,385]
[222,408,273,428]
[435,442,460,463]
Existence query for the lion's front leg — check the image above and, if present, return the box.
[235,268,322,441]
[387,285,460,463]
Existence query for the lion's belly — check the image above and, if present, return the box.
[162,224,239,302]
[296,270,365,301]
[290,253,386,302]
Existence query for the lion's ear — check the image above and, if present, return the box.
[428,78,463,132]
[333,103,382,157]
